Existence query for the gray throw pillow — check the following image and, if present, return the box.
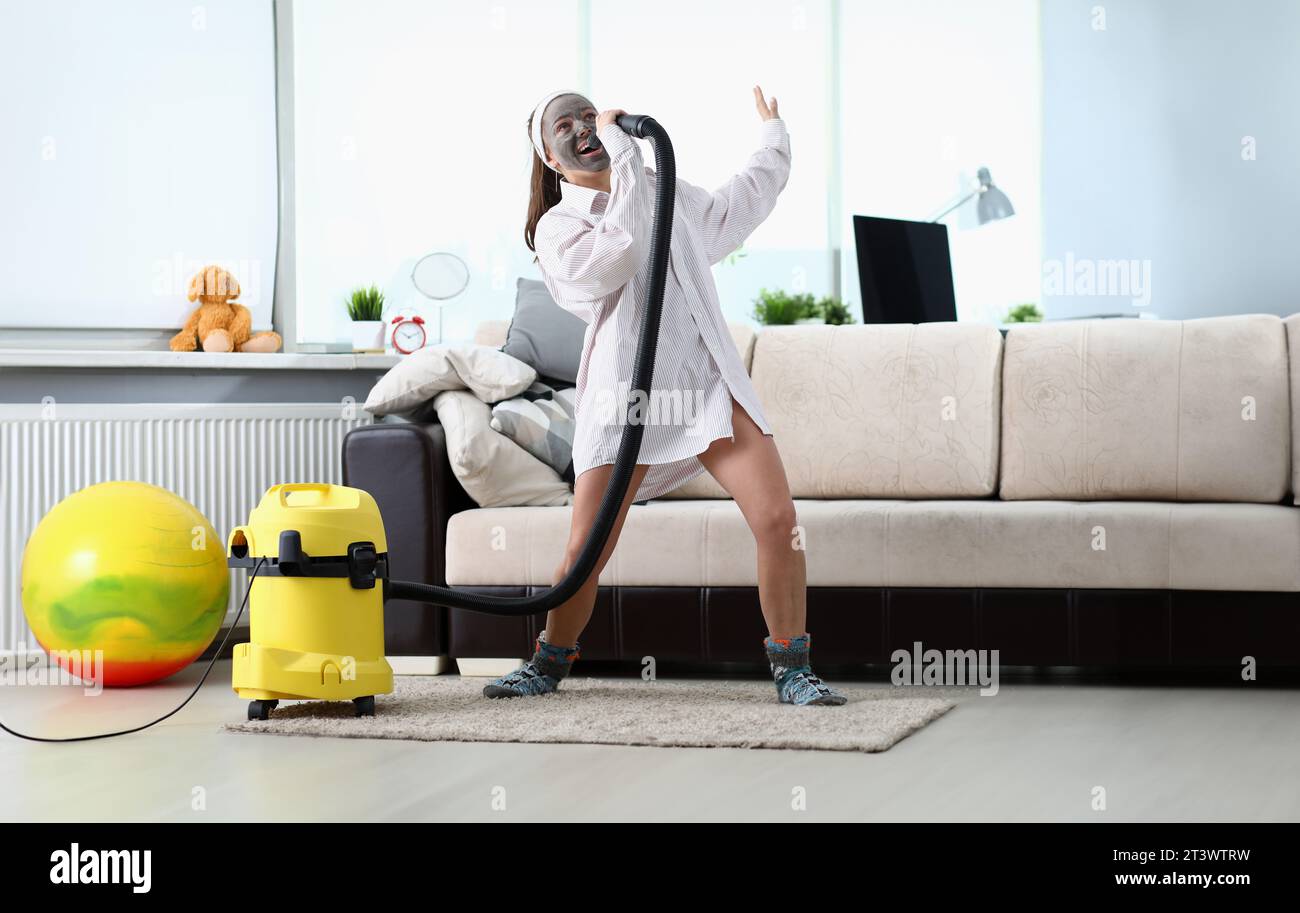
[501,277,587,386]
[490,379,578,484]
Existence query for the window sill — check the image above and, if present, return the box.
[0,349,400,371]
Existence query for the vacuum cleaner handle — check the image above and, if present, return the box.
[274,482,333,508]
[385,114,675,615]
[614,112,653,138]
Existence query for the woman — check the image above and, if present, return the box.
[488,86,845,706]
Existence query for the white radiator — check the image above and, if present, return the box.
[0,403,373,651]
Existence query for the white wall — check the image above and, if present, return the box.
[0,0,278,331]
[1042,0,1300,319]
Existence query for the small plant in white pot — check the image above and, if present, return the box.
[346,285,386,352]
[794,294,824,325]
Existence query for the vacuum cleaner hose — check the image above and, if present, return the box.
[386,113,675,616]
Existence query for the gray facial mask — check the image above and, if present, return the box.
[542,94,610,174]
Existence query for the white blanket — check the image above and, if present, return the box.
[364,343,536,416]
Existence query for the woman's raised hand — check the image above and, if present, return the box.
[597,108,628,132]
[753,85,779,121]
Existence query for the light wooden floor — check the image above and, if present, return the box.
[2,661,1297,822]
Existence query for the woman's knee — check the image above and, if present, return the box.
[751,498,798,545]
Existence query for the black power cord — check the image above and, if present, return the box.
[0,558,265,743]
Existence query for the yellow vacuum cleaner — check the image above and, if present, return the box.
[226,113,677,722]
[227,483,393,719]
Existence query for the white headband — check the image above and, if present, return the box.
[530,89,585,173]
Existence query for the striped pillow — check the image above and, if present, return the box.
[489,380,578,483]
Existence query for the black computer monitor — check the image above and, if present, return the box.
[852,215,958,323]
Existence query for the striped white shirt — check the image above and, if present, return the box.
[534,117,791,502]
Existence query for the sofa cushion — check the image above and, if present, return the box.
[743,323,1003,498]
[1001,315,1290,502]
[433,390,572,508]
[501,277,587,385]
[489,379,577,482]
[444,499,1300,591]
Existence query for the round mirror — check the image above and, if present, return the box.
[411,252,470,301]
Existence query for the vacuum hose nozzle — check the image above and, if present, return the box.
[614,113,656,139]
[385,114,675,616]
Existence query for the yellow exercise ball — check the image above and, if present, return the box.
[21,481,230,687]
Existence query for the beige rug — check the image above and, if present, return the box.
[223,676,955,752]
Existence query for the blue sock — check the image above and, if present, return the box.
[482,631,579,699]
[763,633,847,706]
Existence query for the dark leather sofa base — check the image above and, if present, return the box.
[444,586,1300,670]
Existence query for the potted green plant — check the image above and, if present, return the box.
[817,295,856,326]
[1003,302,1044,324]
[753,288,819,326]
[794,294,823,325]
[346,284,387,352]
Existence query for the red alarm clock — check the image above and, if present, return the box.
[390,314,427,355]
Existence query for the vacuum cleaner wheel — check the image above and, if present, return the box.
[247,700,279,721]
[245,697,374,720]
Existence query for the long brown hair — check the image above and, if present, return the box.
[524,110,564,262]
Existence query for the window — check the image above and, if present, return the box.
[291,0,581,346]
[589,0,833,324]
[839,0,1042,323]
[294,0,1039,337]
[3,0,1044,343]
[0,0,278,333]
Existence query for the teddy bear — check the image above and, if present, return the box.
[169,265,283,353]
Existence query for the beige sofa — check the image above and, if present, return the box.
[343,313,1300,670]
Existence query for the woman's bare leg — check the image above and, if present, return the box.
[482,462,650,698]
[542,462,651,646]
[696,395,847,707]
[695,396,845,705]
[695,397,804,638]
